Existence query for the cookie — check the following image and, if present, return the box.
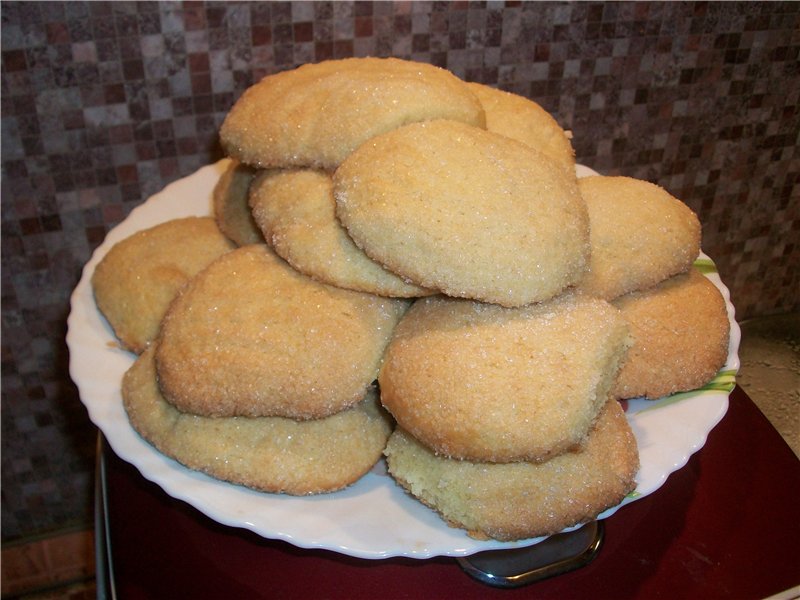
[91,217,235,354]
[124,344,393,495]
[384,399,639,541]
[249,168,432,298]
[378,293,631,463]
[575,175,701,300]
[334,119,590,307]
[220,57,486,170]
[611,267,730,399]
[212,159,264,246]
[466,82,575,171]
[156,244,409,419]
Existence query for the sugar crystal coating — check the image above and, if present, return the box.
[379,293,631,463]
[156,244,410,419]
[220,57,486,170]
[334,119,590,307]
[384,399,639,541]
[575,175,701,300]
[92,216,235,354]
[95,58,733,525]
[466,82,576,171]
[125,345,393,495]
[612,268,730,399]
[249,168,433,298]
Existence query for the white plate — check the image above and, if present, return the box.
[67,160,741,559]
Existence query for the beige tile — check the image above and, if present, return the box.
[737,313,800,458]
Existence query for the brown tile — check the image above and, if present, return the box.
[1,529,95,597]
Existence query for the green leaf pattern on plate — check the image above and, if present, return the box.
[693,257,718,274]
[636,369,737,414]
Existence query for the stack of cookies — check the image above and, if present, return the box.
[91,57,730,541]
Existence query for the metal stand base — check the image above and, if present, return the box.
[456,521,604,588]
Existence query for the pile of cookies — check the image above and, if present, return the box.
[91,57,730,541]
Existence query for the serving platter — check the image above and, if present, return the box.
[67,160,740,559]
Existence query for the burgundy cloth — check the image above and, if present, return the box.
[103,386,800,599]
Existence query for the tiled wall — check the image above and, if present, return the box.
[1,1,798,542]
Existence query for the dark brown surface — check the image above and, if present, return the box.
[103,386,800,599]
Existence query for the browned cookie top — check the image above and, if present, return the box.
[220,57,486,170]
[334,119,590,307]
[466,82,576,171]
[379,293,631,463]
[249,168,432,298]
[91,216,235,354]
[576,175,701,300]
[612,267,730,400]
[156,244,409,419]
[124,345,393,495]
[384,399,639,541]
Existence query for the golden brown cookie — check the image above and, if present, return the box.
[220,57,486,170]
[124,344,393,495]
[156,244,409,419]
[384,399,639,541]
[212,159,263,246]
[575,175,701,300]
[334,119,590,307]
[378,293,631,463]
[466,82,575,171]
[249,168,432,298]
[611,267,730,399]
[91,217,235,354]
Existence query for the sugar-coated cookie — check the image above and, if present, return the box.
[212,159,263,246]
[249,168,432,298]
[334,119,590,307]
[384,400,639,541]
[466,82,575,171]
[612,267,730,399]
[156,244,409,419]
[575,175,701,300]
[124,345,393,495]
[220,57,485,170]
[91,217,235,354]
[379,294,631,462]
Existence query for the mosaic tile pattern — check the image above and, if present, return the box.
[2,1,798,541]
